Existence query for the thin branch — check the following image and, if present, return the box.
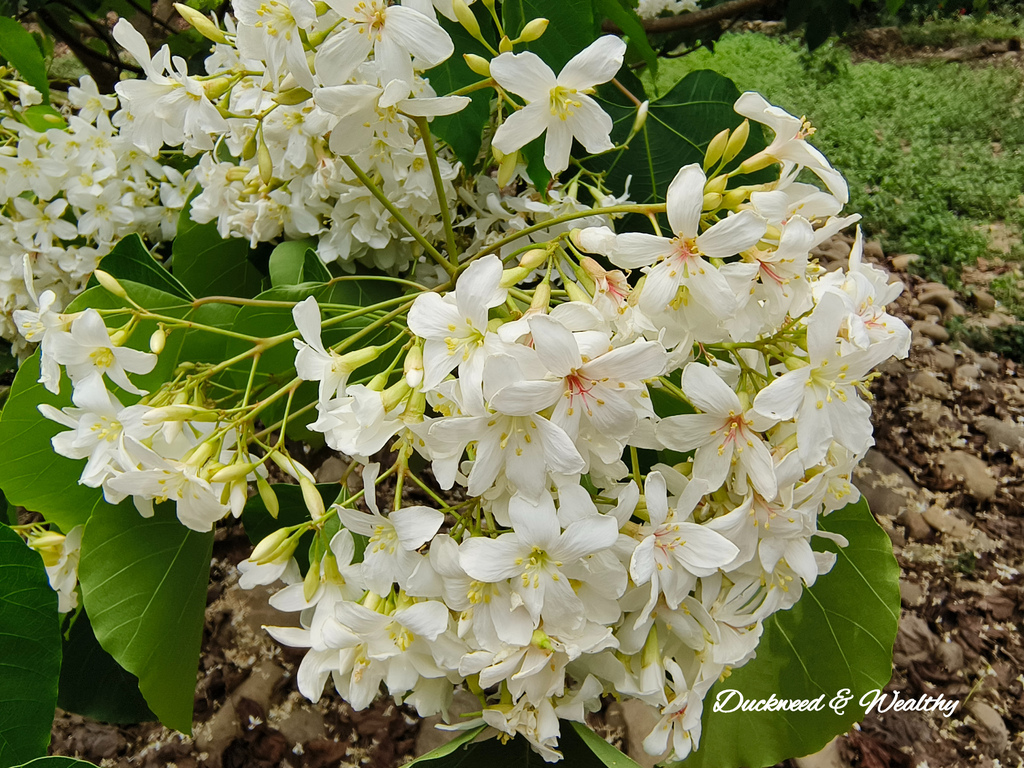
[602,0,773,35]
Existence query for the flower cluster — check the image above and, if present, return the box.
[1,73,187,354]
[14,3,910,761]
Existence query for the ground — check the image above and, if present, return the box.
[43,13,1024,768]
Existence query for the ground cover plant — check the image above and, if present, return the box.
[0,2,916,767]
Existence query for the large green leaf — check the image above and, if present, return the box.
[95,235,193,301]
[79,503,213,734]
[501,0,597,71]
[173,198,265,299]
[58,611,154,725]
[590,70,767,207]
[680,498,900,768]
[0,18,49,104]
[0,524,61,767]
[569,722,642,767]
[593,0,657,73]
[268,239,320,287]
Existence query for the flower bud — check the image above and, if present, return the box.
[143,404,219,424]
[174,3,229,43]
[28,530,66,568]
[273,87,312,106]
[516,18,549,42]
[531,628,553,651]
[517,247,548,270]
[258,137,273,184]
[250,528,291,564]
[721,188,749,210]
[94,269,127,298]
[737,151,774,175]
[530,282,551,312]
[185,440,218,469]
[703,128,729,171]
[563,279,591,304]
[210,461,258,484]
[500,264,532,288]
[256,473,279,518]
[498,35,513,53]
[303,559,321,601]
[702,192,722,211]
[150,327,166,354]
[464,53,491,77]
[300,476,325,519]
[627,100,649,140]
[404,345,423,388]
[704,174,728,195]
[496,148,519,187]
[724,119,751,164]
[383,379,412,412]
[203,76,233,101]
[241,133,257,161]
[453,0,481,38]
[322,552,344,584]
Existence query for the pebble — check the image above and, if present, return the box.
[975,416,1024,453]
[909,371,951,400]
[977,357,1000,375]
[922,505,973,539]
[275,707,327,746]
[863,240,885,261]
[900,579,926,607]
[620,699,661,768]
[937,451,999,501]
[967,701,1010,753]
[955,363,982,380]
[934,639,964,673]
[912,321,949,343]
[899,508,932,541]
[974,289,997,311]
[891,253,921,271]
[921,347,957,373]
[854,450,922,518]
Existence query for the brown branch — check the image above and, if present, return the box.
[602,0,773,34]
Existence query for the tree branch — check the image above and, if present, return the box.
[602,0,773,34]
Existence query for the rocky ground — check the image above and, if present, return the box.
[48,239,1023,768]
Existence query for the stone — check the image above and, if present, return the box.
[955,364,981,380]
[918,287,956,305]
[274,706,326,746]
[977,356,1000,375]
[899,508,932,541]
[911,321,949,343]
[194,663,287,760]
[854,450,922,519]
[620,699,662,768]
[920,347,957,373]
[942,298,967,320]
[974,289,997,311]
[934,639,964,673]
[922,505,973,539]
[909,371,950,400]
[975,416,1024,453]
[862,240,885,261]
[937,451,999,501]
[891,253,921,271]
[314,455,347,483]
[900,579,925,607]
[967,701,1009,753]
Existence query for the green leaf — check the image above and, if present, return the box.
[405,725,486,765]
[593,0,657,73]
[19,105,67,132]
[680,498,900,768]
[173,197,264,299]
[302,249,332,283]
[501,0,597,71]
[58,611,155,725]
[569,722,642,767]
[0,524,61,767]
[79,503,213,734]
[0,355,108,533]
[0,18,49,104]
[269,239,320,287]
[95,234,193,301]
[589,69,767,207]
[11,758,100,767]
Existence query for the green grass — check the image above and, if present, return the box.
[647,33,1024,285]
[899,13,1024,47]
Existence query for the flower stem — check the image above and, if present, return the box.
[413,115,460,267]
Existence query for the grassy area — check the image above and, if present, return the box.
[647,33,1024,285]
[899,12,1024,47]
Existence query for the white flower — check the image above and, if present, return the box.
[606,164,766,317]
[315,0,454,87]
[734,92,848,205]
[40,526,84,614]
[338,505,444,594]
[459,492,619,632]
[47,309,157,395]
[490,36,626,174]
[656,363,778,497]
[235,0,317,89]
